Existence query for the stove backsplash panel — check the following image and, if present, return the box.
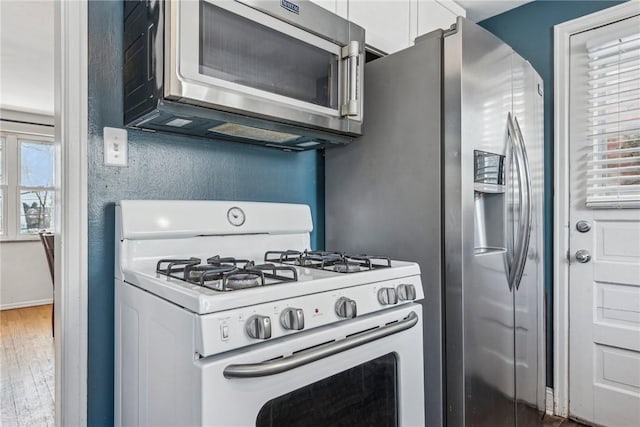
[87,2,323,424]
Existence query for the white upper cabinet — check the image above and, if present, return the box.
[416,0,465,38]
[310,0,339,13]
[309,0,465,55]
[346,0,414,55]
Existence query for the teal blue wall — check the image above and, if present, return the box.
[479,0,627,387]
[88,1,323,424]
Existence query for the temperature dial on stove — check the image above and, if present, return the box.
[397,284,417,301]
[335,297,357,319]
[246,315,271,340]
[280,307,305,330]
[377,287,398,305]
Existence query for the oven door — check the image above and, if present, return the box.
[196,304,424,427]
[168,0,364,135]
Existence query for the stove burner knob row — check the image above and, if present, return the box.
[246,315,272,340]
[377,287,398,305]
[397,284,417,301]
[280,307,305,331]
[335,297,357,319]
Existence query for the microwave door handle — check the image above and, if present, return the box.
[223,311,418,379]
[340,41,360,117]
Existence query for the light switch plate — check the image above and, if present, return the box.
[104,127,128,167]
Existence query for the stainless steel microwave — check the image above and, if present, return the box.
[123,0,365,151]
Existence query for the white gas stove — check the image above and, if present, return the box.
[115,201,425,426]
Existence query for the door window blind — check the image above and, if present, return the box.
[586,31,640,208]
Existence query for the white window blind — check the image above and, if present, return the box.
[586,31,640,208]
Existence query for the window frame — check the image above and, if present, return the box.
[0,124,55,241]
[0,136,6,237]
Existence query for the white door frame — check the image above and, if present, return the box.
[553,0,640,418]
[53,0,88,425]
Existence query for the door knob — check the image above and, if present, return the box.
[575,250,591,263]
[576,220,591,233]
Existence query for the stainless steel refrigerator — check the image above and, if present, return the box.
[325,17,545,427]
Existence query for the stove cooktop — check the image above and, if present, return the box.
[121,250,419,314]
[155,250,393,293]
[116,201,422,315]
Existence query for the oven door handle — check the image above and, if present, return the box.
[223,311,418,379]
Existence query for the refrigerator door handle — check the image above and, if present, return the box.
[508,114,532,291]
[505,117,515,290]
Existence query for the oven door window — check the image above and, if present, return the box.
[255,353,397,427]
[199,1,339,110]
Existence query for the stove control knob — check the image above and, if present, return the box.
[377,287,398,305]
[335,297,357,319]
[397,284,417,301]
[280,308,305,331]
[246,315,271,340]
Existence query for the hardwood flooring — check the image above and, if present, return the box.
[1,305,54,427]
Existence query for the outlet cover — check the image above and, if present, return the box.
[104,127,128,167]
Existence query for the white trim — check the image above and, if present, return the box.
[0,120,54,137]
[0,109,55,127]
[545,387,555,416]
[0,298,54,311]
[553,0,640,419]
[54,1,88,426]
[2,134,17,239]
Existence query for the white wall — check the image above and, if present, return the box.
[0,241,53,309]
[0,1,54,115]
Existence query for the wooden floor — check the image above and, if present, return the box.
[1,305,54,427]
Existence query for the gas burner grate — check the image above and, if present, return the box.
[206,255,251,266]
[156,256,298,291]
[156,258,202,276]
[264,250,305,264]
[265,250,392,273]
[347,254,392,269]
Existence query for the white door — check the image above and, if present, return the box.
[568,13,640,427]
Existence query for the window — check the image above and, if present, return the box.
[586,31,640,208]
[20,140,55,234]
[0,131,55,240]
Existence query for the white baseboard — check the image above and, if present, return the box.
[546,387,554,415]
[1,298,53,310]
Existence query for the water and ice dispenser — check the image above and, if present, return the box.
[473,150,506,255]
